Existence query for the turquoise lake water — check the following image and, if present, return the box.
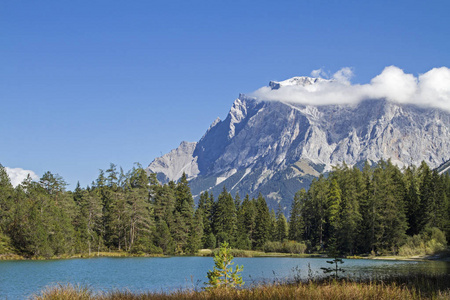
[0,257,448,299]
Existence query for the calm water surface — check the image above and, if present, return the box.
[0,257,448,299]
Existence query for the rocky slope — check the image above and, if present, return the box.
[147,77,450,211]
[437,159,450,175]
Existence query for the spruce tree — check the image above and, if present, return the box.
[234,194,254,250]
[289,189,306,242]
[253,193,270,249]
[326,178,341,251]
[213,187,237,245]
[275,204,288,242]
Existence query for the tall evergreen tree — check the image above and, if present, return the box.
[404,166,421,236]
[125,166,153,253]
[253,194,270,249]
[326,178,341,251]
[275,204,288,242]
[213,187,237,245]
[306,176,328,250]
[234,194,254,250]
[289,189,307,242]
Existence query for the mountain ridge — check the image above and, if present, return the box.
[147,77,450,210]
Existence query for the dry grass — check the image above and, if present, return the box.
[32,274,450,300]
[33,283,93,300]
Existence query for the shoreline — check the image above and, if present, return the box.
[1,249,449,262]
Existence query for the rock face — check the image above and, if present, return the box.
[437,159,450,175]
[147,77,450,211]
[149,141,199,183]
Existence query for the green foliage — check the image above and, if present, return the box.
[286,159,449,256]
[263,241,307,254]
[235,194,256,249]
[213,187,237,245]
[0,231,14,254]
[204,232,217,249]
[321,257,345,279]
[205,242,244,290]
[275,204,288,242]
[288,189,306,242]
[398,227,447,256]
[253,194,270,249]
[1,159,448,258]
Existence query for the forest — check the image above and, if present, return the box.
[0,160,448,258]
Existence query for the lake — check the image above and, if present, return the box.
[0,257,448,299]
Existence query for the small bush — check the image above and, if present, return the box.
[263,241,307,254]
[205,242,244,290]
[399,227,447,256]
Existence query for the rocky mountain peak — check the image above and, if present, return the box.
[147,79,450,211]
[269,76,329,90]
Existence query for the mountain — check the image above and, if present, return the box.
[147,77,450,211]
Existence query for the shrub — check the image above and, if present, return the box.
[205,242,244,290]
[399,227,447,256]
[263,241,307,254]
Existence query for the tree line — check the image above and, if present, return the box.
[289,160,449,255]
[0,160,448,258]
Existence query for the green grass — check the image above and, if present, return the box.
[198,248,321,258]
[0,253,24,260]
[33,273,450,300]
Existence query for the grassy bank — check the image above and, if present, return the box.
[1,245,449,260]
[33,273,450,300]
[0,251,168,261]
[197,248,321,258]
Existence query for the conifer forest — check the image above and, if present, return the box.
[0,160,448,258]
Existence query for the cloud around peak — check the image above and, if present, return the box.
[250,66,450,112]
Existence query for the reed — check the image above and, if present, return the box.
[33,273,450,300]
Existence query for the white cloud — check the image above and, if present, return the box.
[310,68,328,79]
[332,67,353,85]
[250,66,450,112]
[5,167,39,187]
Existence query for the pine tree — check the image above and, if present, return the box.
[234,194,254,250]
[334,166,362,254]
[175,173,194,252]
[306,176,328,251]
[269,209,277,241]
[253,193,270,249]
[198,191,216,249]
[153,219,174,254]
[213,187,237,245]
[74,189,102,255]
[0,165,14,234]
[404,166,421,236]
[418,161,433,232]
[172,210,187,254]
[373,160,407,254]
[275,204,288,242]
[357,161,375,253]
[289,189,306,242]
[186,209,204,254]
[326,178,341,251]
[205,242,244,290]
[125,166,153,253]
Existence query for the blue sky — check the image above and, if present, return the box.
[1,0,449,189]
